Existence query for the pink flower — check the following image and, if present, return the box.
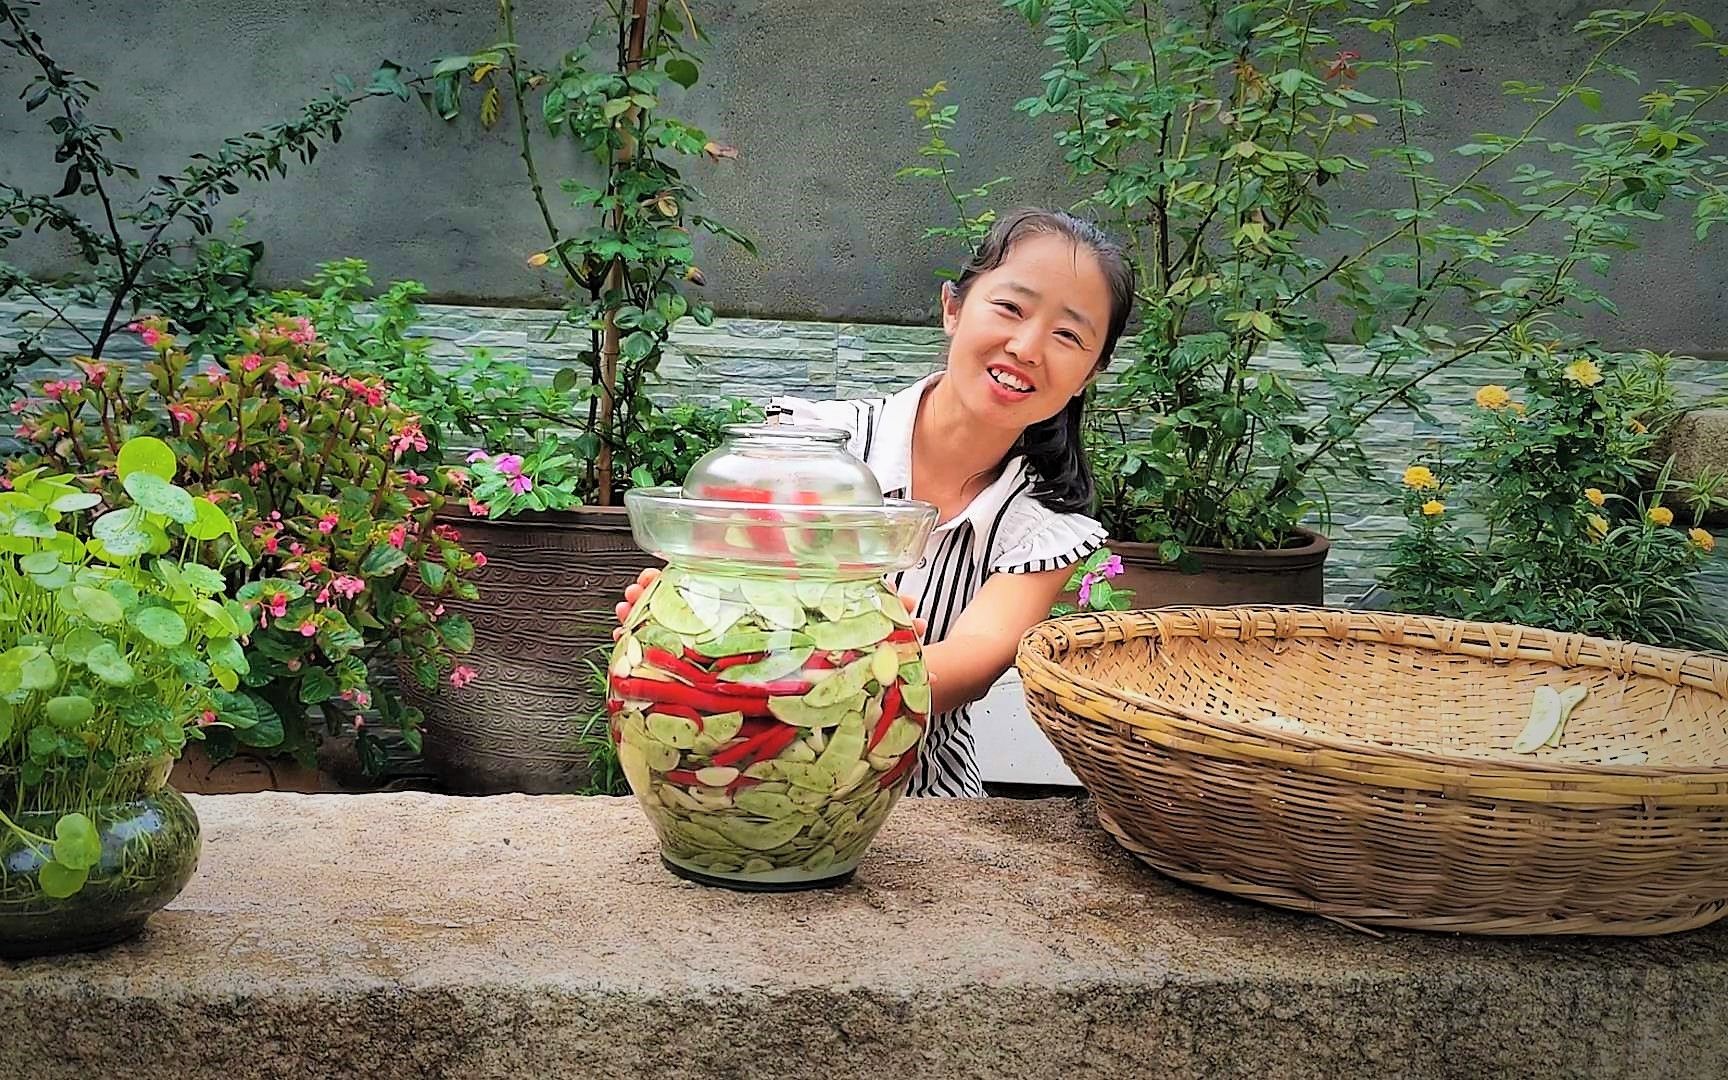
[168,404,198,426]
[286,658,302,672]
[465,450,490,464]
[1101,554,1124,578]
[254,590,289,627]
[467,499,489,516]
[434,524,463,543]
[339,687,372,709]
[432,604,446,617]
[9,398,28,415]
[472,551,488,568]
[315,587,332,605]
[387,525,409,549]
[42,380,65,401]
[263,534,280,555]
[287,316,318,346]
[289,542,305,556]
[306,555,326,574]
[205,366,229,385]
[298,619,318,638]
[403,469,428,486]
[78,361,108,383]
[332,575,365,600]
[508,473,533,496]
[447,468,469,489]
[277,416,289,433]
[242,353,264,372]
[1077,577,1095,607]
[198,709,219,727]
[140,328,163,348]
[317,512,339,534]
[249,461,269,481]
[494,453,525,478]
[388,419,429,458]
[272,363,310,390]
[450,665,479,689]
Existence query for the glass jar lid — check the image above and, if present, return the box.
[625,422,935,575]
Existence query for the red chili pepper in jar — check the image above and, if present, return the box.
[711,652,769,672]
[877,752,917,790]
[868,684,902,752]
[610,676,774,717]
[708,721,801,768]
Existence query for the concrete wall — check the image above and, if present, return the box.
[2,1,1724,353]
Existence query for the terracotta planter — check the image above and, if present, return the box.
[1073,527,1330,609]
[410,506,661,794]
[170,743,348,795]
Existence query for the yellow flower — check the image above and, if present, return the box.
[1648,506,1674,527]
[1563,358,1603,387]
[1584,488,1606,507]
[1475,384,1512,410]
[1629,418,1648,434]
[1402,465,1438,491]
[1509,401,1527,417]
[526,252,551,268]
[1420,500,1445,518]
[1587,514,1609,539]
[1690,528,1717,553]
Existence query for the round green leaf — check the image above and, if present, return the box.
[18,550,59,575]
[123,472,198,525]
[27,725,59,757]
[30,564,73,591]
[72,585,124,625]
[187,497,235,541]
[297,667,337,705]
[49,490,102,513]
[179,562,227,594]
[46,531,85,561]
[45,694,94,728]
[57,628,108,665]
[11,510,55,539]
[130,606,189,647]
[19,650,58,691]
[0,701,11,742]
[117,436,177,482]
[52,812,102,871]
[208,637,249,675]
[37,860,88,899]
[84,642,135,686]
[92,508,151,558]
[197,598,240,637]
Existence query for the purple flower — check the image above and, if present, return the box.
[465,450,490,464]
[495,453,526,478]
[508,473,533,496]
[1101,554,1124,578]
[1077,573,1097,607]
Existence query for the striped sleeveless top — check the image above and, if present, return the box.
[768,373,1106,797]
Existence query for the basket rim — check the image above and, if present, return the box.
[1017,605,1728,784]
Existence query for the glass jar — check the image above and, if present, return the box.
[0,757,202,958]
[616,423,937,890]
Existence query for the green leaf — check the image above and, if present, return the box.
[179,562,227,594]
[665,57,699,89]
[19,550,58,575]
[130,607,189,647]
[72,585,124,624]
[116,437,177,482]
[92,508,151,557]
[123,472,198,524]
[197,597,241,636]
[15,648,58,691]
[187,497,236,541]
[419,560,448,590]
[11,511,55,539]
[208,637,250,675]
[45,695,94,728]
[438,613,475,653]
[52,813,102,870]
[360,544,409,577]
[57,628,107,665]
[37,861,88,899]
[84,642,135,685]
[298,667,337,705]
[234,710,284,748]
[49,491,101,513]
[552,367,579,393]
[28,725,58,757]
[0,701,11,742]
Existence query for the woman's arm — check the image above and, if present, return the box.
[920,567,1068,715]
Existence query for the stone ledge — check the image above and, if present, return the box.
[2,793,1726,1079]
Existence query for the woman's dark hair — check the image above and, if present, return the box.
[948,207,1135,514]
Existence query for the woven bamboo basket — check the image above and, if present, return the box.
[1017,606,1728,935]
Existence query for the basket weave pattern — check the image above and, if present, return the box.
[1017,606,1728,935]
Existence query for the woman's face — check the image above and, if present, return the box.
[940,231,1113,433]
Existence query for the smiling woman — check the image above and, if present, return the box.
[616,209,1138,797]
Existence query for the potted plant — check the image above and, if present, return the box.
[347,0,756,793]
[905,0,1726,606]
[1378,338,1726,650]
[0,438,249,957]
[8,316,481,789]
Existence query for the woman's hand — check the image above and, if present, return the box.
[612,568,926,639]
